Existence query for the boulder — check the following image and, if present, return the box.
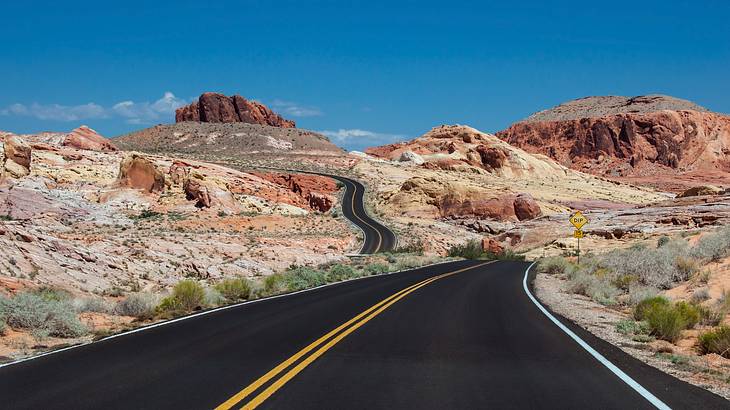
[398,150,425,165]
[307,192,333,212]
[117,154,165,193]
[181,170,238,210]
[513,193,542,221]
[676,185,723,198]
[2,135,32,178]
[482,237,504,254]
[63,126,117,152]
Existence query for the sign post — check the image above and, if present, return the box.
[569,211,589,265]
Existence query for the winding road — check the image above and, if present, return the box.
[0,175,726,409]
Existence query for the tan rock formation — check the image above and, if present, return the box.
[63,126,117,152]
[2,134,32,178]
[117,153,165,193]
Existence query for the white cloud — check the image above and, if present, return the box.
[1,102,107,121]
[269,99,322,117]
[112,91,187,124]
[319,128,406,144]
[1,92,186,124]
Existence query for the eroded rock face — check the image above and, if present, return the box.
[496,96,730,182]
[252,172,337,212]
[63,126,117,152]
[2,135,32,178]
[175,92,296,128]
[677,185,724,198]
[117,154,165,193]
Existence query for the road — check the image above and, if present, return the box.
[0,260,727,409]
[328,174,397,254]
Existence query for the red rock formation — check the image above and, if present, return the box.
[63,126,117,152]
[175,92,296,128]
[184,177,212,208]
[117,154,165,193]
[481,237,504,254]
[496,97,730,186]
[252,172,337,212]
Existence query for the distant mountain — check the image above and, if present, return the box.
[496,95,730,191]
[114,122,343,156]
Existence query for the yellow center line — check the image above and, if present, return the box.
[215,261,493,410]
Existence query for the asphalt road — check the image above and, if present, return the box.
[1,260,727,409]
[328,174,397,254]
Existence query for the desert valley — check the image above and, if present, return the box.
[2,91,730,399]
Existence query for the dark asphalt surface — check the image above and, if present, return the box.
[1,261,727,409]
[328,174,397,254]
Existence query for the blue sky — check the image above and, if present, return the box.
[1,1,729,151]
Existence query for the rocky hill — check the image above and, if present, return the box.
[496,95,730,191]
[175,92,295,128]
[114,122,344,157]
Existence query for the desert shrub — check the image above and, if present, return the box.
[262,273,287,296]
[215,278,252,302]
[285,267,327,291]
[157,280,206,314]
[0,319,5,335]
[114,293,158,318]
[627,285,659,306]
[599,239,692,289]
[657,236,671,248]
[537,257,571,275]
[489,249,525,261]
[674,301,701,328]
[567,271,621,305]
[633,296,670,321]
[395,256,422,270]
[74,297,112,314]
[636,297,700,342]
[32,286,71,302]
[691,288,710,303]
[203,288,225,306]
[699,326,730,358]
[0,292,86,338]
[615,319,650,336]
[394,240,425,255]
[365,263,390,275]
[326,264,356,282]
[447,240,483,259]
[691,227,730,262]
[696,304,724,326]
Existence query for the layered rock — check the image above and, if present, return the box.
[366,125,568,179]
[175,92,296,128]
[117,153,165,193]
[251,172,337,212]
[496,95,730,187]
[2,134,32,178]
[388,176,541,221]
[63,126,117,152]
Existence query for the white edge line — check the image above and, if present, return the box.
[522,262,671,410]
[0,258,463,370]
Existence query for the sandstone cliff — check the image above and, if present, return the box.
[175,92,295,128]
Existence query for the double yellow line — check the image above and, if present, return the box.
[215,261,493,410]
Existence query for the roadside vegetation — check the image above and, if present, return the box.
[537,226,730,356]
[447,239,525,261]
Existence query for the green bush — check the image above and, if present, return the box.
[699,326,730,358]
[157,280,206,314]
[365,263,390,275]
[393,240,425,255]
[615,319,650,336]
[537,257,571,275]
[635,297,700,343]
[326,264,356,282]
[215,278,252,302]
[0,291,86,338]
[114,293,158,319]
[447,240,484,259]
[633,296,670,321]
[285,267,327,291]
[74,297,112,314]
[263,273,287,296]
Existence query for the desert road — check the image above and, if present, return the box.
[328,175,397,254]
[0,175,727,409]
[0,260,727,409]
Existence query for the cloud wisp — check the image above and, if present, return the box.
[318,128,407,150]
[269,100,323,117]
[1,92,187,125]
